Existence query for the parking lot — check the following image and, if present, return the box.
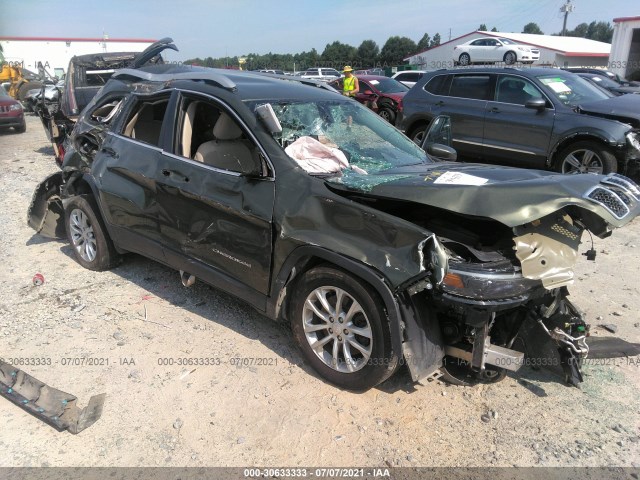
[0,114,638,468]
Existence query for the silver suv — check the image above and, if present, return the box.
[301,68,342,82]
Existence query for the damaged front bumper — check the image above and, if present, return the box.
[401,175,640,387]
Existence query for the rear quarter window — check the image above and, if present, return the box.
[424,74,449,95]
[449,75,491,100]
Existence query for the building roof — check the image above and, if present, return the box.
[404,30,611,61]
[613,16,640,23]
[0,36,157,43]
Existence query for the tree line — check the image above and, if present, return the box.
[184,33,443,72]
[184,20,615,71]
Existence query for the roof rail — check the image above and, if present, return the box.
[256,72,339,93]
[112,68,237,91]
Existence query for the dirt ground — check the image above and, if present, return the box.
[0,115,639,468]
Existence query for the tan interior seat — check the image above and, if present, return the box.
[124,105,163,145]
[194,113,255,172]
[182,101,198,157]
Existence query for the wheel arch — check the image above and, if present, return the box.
[61,173,124,253]
[549,132,622,169]
[503,50,517,62]
[405,115,434,141]
[267,246,404,360]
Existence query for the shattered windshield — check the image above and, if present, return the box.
[536,74,609,107]
[250,99,429,177]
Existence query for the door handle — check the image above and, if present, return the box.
[489,107,501,113]
[435,101,445,107]
[161,169,190,183]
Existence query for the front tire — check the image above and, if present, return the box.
[504,51,517,65]
[65,196,120,271]
[556,141,617,174]
[290,266,398,391]
[14,120,26,133]
[377,107,396,124]
[458,53,471,66]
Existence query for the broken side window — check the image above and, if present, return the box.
[175,94,263,176]
[89,97,125,124]
[121,95,170,147]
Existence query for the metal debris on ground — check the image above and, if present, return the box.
[0,360,105,434]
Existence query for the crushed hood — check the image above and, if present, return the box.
[577,94,640,124]
[326,162,640,229]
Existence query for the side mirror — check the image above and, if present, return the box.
[427,144,457,161]
[255,103,282,134]
[525,98,546,111]
[420,115,453,149]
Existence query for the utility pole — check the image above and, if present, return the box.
[560,0,574,36]
[449,28,451,41]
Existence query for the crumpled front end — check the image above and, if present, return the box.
[401,173,640,387]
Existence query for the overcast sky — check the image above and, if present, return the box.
[1,0,635,60]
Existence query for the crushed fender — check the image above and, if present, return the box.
[0,360,105,434]
[26,171,66,239]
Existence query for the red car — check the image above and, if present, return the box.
[0,88,26,133]
[329,75,408,124]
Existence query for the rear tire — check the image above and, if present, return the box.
[556,141,617,174]
[65,196,120,271]
[458,53,471,66]
[290,266,398,391]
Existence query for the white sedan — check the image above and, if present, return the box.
[453,37,540,66]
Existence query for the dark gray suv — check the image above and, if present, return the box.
[400,67,640,175]
[27,63,640,393]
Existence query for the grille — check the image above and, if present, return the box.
[602,174,640,200]
[586,187,630,219]
[0,106,8,113]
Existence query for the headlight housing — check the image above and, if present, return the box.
[9,104,23,112]
[441,267,540,301]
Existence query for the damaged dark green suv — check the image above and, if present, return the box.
[28,64,640,390]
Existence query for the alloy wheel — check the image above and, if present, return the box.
[561,149,604,174]
[69,208,97,262]
[302,286,373,373]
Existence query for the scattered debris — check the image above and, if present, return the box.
[600,324,619,334]
[32,273,44,286]
[180,368,196,380]
[612,312,623,317]
[0,360,105,434]
[173,418,183,430]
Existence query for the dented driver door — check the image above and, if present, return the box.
[153,94,275,302]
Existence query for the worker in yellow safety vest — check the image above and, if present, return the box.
[342,66,359,97]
